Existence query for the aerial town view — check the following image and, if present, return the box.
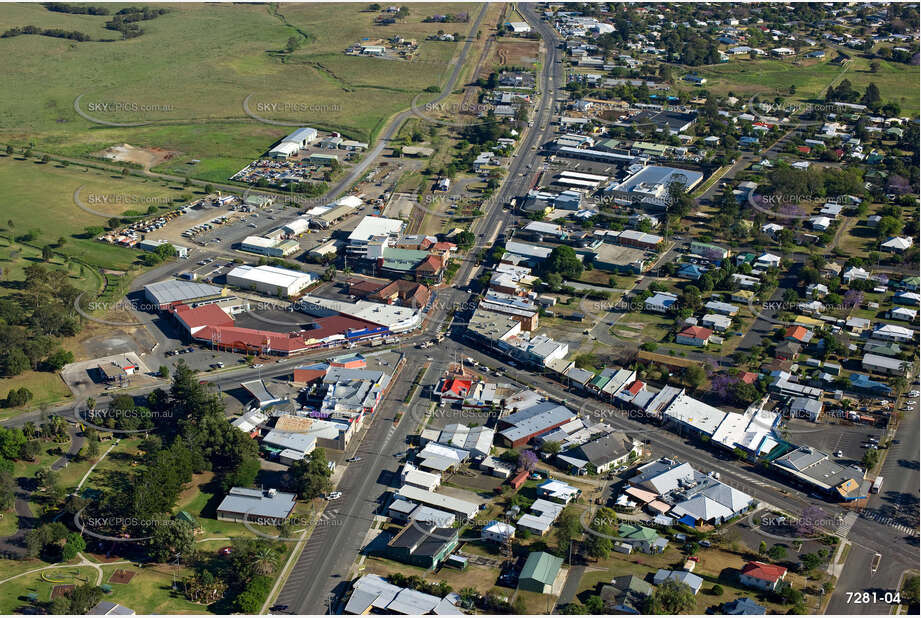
[0,1,917,616]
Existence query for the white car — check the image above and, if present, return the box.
[326,491,342,500]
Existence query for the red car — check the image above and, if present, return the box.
[688,556,700,562]
[219,546,233,556]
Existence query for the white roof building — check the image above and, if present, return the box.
[226,264,317,297]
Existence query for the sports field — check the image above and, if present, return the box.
[0,3,484,182]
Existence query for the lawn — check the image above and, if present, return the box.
[0,155,186,269]
[0,564,98,614]
[687,54,919,115]
[0,3,487,179]
[363,554,502,597]
[99,563,209,615]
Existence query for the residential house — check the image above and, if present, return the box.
[676,325,713,347]
[739,561,788,592]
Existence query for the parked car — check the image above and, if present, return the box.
[326,491,342,500]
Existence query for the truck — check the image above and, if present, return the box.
[871,476,884,494]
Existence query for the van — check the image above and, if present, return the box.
[674,533,687,542]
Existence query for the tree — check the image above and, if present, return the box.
[519,449,538,471]
[901,575,920,614]
[148,516,194,563]
[289,448,332,499]
[541,245,583,279]
[648,580,696,614]
[159,365,170,378]
[767,544,787,560]
[862,448,879,469]
[286,36,300,53]
[684,365,707,390]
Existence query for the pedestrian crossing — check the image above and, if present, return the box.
[860,509,919,536]
[832,511,858,537]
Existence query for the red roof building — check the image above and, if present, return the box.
[172,304,234,336]
[438,378,473,401]
[739,561,788,591]
[676,325,713,347]
[797,145,811,154]
[784,325,810,343]
[625,380,645,396]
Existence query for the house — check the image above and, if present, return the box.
[704,301,739,316]
[482,520,515,543]
[784,325,813,344]
[872,324,914,343]
[517,499,564,536]
[789,397,823,421]
[558,431,640,474]
[344,574,461,615]
[754,253,781,269]
[617,524,668,554]
[881,236,913,253]
[774,341,801,361]
[645,292,678,313]
[842,266,870,284]
[890,307,918,322]
[723,598,767,615]
[677,263,704,280]
[862,353,908,376]
[739,561,788,592]
[518,551,564,594]
[676,325,712,347]
[702,313,732,332]
[536,479,580,503]
[653,569,703,594]
[383,521,459,569]
[601,575,654,614]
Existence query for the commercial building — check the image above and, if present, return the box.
[226,264,317,297]
[347,216,405,256]
[558,431,641,474]
[344,575,461,615]
[772,446,867,500]
[497,402,576,447]
[383,522,459,569]
[605,165,704,208]
[216,487,296,525]
[144,280,225,310]
[240,235,300,257]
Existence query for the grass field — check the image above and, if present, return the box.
[99,563,208,615]
[0,565,98,614]
[0,3,484,180]
[686,53,919,115]
[0,155,186,269]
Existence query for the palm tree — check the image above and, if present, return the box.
[250,547,279,576]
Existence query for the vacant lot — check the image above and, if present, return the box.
[688,54,919,115]
[0,3,485,181]
[0,155,186,269]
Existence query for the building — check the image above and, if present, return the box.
[517,499,564,535]
[216,487,296,525]
[739,561,788,592]
[606,165,704,208]
[383,521,459,569]
[676,325,712,347]
[653,569,703,594]
[645,292,678,313]
[558,431,640,474]
[88,602,135,616]
[226,264,317,297]
[482,520,516,543]
[600,575,654,614]
[240,235,300,257]
[344,574,461,615]
[536,479,580,503]
[872,324,914,343]
[772,446,866,500]
[396,485,478,520]
[347,216,405,256]
[518,551,564,594]
[144,279,225,310]
[723,598,767,615]
[862,353,908,376]
[497,402,577,447]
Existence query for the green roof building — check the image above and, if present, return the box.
[519,551,564,594]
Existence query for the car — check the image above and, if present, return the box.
[908,390,920,398]
[346,456,362,463]
[252,363,263,368]
[699,540,712,548]
[326,491,342,500]
[187,347,194,353]
[688,556,700,562]
[834,450,843,457]
[219,546,233,556]
[269,605,288,612]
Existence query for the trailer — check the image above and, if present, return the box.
[871,476,884,494]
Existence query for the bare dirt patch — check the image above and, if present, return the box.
[91,143,180,170]
[491,40,541,70]
[109,569,136,584]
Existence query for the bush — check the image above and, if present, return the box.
[234,575,273,613]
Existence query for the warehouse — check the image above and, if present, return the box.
[239,235,300,257]
[144,280,225,310]
[226,264,318,297]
